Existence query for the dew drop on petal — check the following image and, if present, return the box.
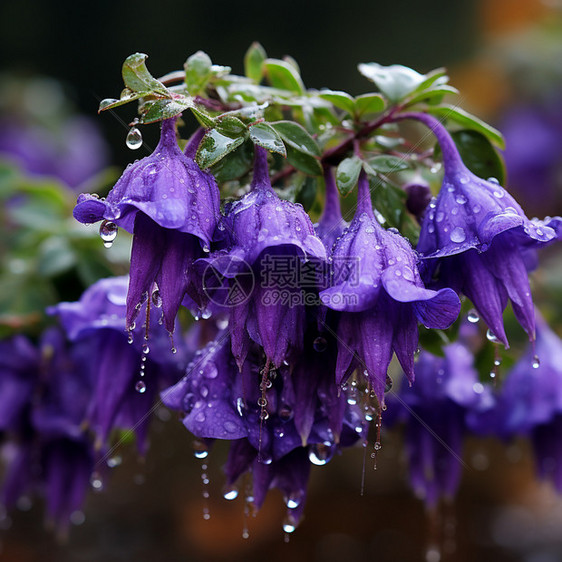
[313,336,327,352]
[135,380,146,393]
[450,227,466,243]
[126,127,143,150]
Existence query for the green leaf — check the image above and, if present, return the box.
[215,115,247,137]
[190,106,217,128]
[450,130,506,184]
[295,175,318,211]
[368,155,411,173]
[122,53,168,95]
[140,98,193,124]
[184,51,213,96]
[336,156,362,196]
[354,93,385,117]
[286,145,322,176]
[210,140,254,182]
[358,63,426,103]
[405,85,459,107]
[264,59,305,94]
[38,236,76,276]
[249,122,286,156]
[196,129,245,168]
[271,121,320,157]
[318,90,355,115]
[426,104,505,149]
[244,42,267,82]
[410,68,448,95]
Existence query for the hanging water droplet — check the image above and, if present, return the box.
[279,405,293,421]
[142,343,150,355]
[126,126,143,150]
[532,355,540,369]
[99,220,118,248]
[135,380,146,393]
[90,472,103,491]
[127,333,134,344]
[308,443,333,466]
[467,309,480,323]
[106,455,122,468]
[223,487,239,501]
[285,492,303,509]
[494,358,502,367]
[282,516,296,534]
[486,329,500,344]
[151,289,162,308]
[313,336,327,352]
[193,440,209,459]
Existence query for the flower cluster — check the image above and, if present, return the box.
[2,49,562,540]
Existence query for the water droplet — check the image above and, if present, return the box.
[126,126,143,150]
[487,177,500,184]
[532,355,540,369]
[90,473,103,491]
[282,516,297,534]
[450,227,466,243]
[99,220,118,248]
[313,336,327,352]
[285,492,303,509]
[107,455,122,468]
[142,343,150,355]
[193,440,209,459]
[486,329,500,344]
[223,487,239,501]
[455,194,467,205]
[472,382,484,394]
[135,380,146,393]
[374,441,382,451]
[151,289,162,308]
[308,443,333,465]
[467,309,479,323]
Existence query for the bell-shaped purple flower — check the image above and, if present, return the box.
[49,276,187,452]
[73,118,220,334]
[387,343,480,507]
[203,147,326,368]
[400,112,558,346]
[320,171,460,402]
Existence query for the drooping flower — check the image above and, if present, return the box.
[399,112,558,346]
[73,118,220,334]
[201,146,326,368]
[386,343,480,507]
[49,276,187,452]
[320,171,461,402]
[0,329,96,534]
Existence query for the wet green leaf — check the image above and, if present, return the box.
[210,140,254,182]
[215,115,247,137]
[286,145,322,175]
[358,63,426,103]
[264,59,305,93]
[427,105,505,149]
[122,53,168,96]
[336,156,362,196]
[249,122,286,156]
[405,85,459,107]
[244,42,267,82]
[368,155,411,173]
[197,129,245,168]
[271,121,320,157]
[190,106,217,128]
[140,98,193,124]
[185,51,213,96]
[318,90,355,115]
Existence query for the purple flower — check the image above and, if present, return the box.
[0,329,96,534]
[73,118,220,334]
[50,276,186,451]
[320,171,460,402]
[204,147,326,368]
[387,343,480,507]
[400,112,558,346]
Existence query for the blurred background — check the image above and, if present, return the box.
[2,0,562,560]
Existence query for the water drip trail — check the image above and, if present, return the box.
[257,359,271,462]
